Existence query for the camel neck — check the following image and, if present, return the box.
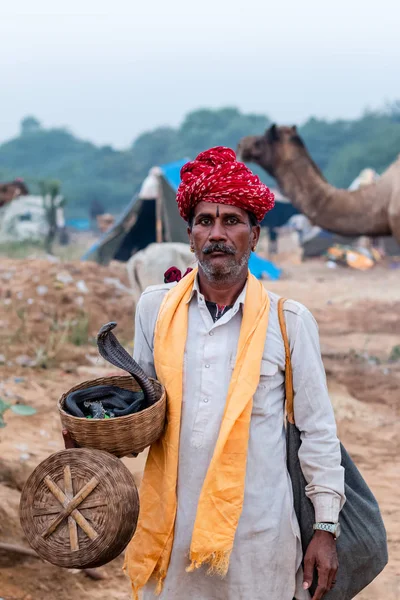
[268,153,389,236]
[273,154,333,221]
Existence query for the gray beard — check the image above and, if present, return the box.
[196,246,251,283]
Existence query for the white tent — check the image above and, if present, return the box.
[0,195,65,242]
[348,168,380,191]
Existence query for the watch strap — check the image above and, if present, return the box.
[313,522,338,537]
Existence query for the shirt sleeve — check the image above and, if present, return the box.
[133,295,157,379]
[286,305,346,523]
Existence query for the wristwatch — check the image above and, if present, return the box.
[313,522,341,540]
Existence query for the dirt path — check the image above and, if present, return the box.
[0,258,399,599]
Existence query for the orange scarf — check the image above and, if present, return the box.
[124,268,270,598]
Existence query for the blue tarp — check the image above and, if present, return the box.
[160,159,187,190]
[248,252,282,280]
[66,218,91,231]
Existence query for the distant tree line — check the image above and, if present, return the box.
[0,103,399,220]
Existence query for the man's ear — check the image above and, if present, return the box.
[252,224,261,249]
[187,227,194,250]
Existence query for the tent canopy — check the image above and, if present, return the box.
[82,159,189,265]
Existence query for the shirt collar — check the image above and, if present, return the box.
[186,274,248,308]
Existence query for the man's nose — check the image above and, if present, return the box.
[209,220,227,242]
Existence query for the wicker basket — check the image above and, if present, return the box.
[20,448,139,569]
[58,375,166,458]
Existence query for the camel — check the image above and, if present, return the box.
[237,125,400,244]
[126,242,196,308]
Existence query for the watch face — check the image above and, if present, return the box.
[335,522,341,538]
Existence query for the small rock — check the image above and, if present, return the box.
[1,271,13,280]
[56,271,74,284]
[15,354,36,367]
[75,295,84,306]
[103,277,130,292]
[0,354,5,364]
[15,443,29,451]
[61,362,78,374]
[36,285,48,296]
[16,291,24,299]
[27,298,34,305]
[46,254,60,263]
[76,280,89,294]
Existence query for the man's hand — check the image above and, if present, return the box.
[62,428,78,449]
[303,530,338,599]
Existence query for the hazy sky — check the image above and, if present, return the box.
[1,0,399,148]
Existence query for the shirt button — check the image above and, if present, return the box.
[203,398,209,403]
[205,364,210,368]
[209,331,214,336]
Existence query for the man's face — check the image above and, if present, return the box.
[188,201,260,282]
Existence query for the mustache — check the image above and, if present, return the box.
[202,242,236,255]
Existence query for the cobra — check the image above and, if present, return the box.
[65,322,156,418]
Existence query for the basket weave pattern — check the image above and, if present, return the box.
[20,448,139,569]
[58,375,166,457]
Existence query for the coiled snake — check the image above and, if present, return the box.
[65,322,156,418]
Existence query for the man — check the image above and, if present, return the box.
[124,146,345,600]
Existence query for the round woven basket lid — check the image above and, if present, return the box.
[19,448,139,569]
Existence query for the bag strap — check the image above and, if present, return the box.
[277,298,295,425]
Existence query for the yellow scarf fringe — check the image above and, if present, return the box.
[186,549,233,576]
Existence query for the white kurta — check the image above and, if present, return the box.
[133,278,345,600]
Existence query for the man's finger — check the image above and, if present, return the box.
[327,564,338,590]
[302,556,315,591]
[62,429,77,449]
[311,566,330,600]
[311,583,328,600]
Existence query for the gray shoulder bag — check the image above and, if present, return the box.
[277,298,388,599]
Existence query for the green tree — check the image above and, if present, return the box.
[0,104,399,220]
[39,179,65,254]
[20,116,42,136]
[132,127,178,170]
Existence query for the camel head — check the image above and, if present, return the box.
[237,124,304,178]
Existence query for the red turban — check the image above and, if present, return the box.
[176,146,275,222]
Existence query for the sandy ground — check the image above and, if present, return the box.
[0,254,399,600]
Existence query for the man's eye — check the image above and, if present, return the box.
[199,218,211,225]
[227,217,239,224]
